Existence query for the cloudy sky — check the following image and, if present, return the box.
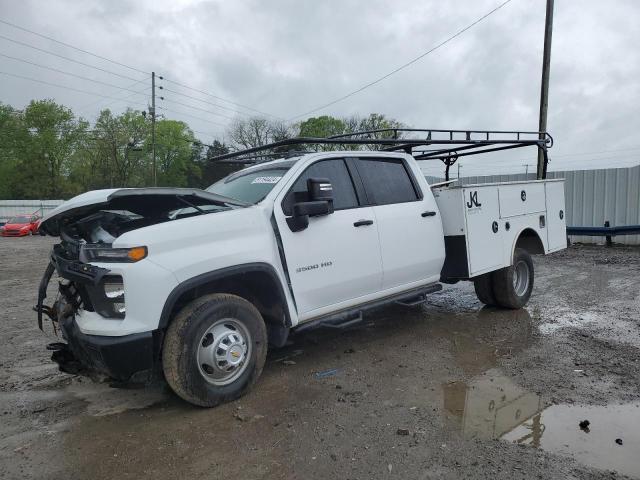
[0,0,639,175]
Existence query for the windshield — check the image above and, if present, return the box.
[206,165,292,204]
[8,216,32,224]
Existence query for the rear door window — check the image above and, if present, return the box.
[282,159,359,215]
[356,158,420,205]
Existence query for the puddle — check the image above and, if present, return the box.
[443,370,640,477]
[504,403,640,478]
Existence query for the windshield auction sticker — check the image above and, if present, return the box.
[252,176,282,184]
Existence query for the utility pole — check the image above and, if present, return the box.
[151,71,157,186]
[537,0,554,180]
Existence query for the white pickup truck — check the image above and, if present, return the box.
[36,129,566,407]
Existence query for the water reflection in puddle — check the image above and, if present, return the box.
[443,370,640,477]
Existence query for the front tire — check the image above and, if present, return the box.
[491,248,534,309]
[162,293,268,407]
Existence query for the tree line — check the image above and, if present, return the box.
[0,99,404,200]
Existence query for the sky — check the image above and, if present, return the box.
[0,0,639,176]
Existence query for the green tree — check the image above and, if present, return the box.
[18,100,88,198]
[298,115,346,138]
[92,108,149,188]
[153,119,200,187]
[0,103,29,198]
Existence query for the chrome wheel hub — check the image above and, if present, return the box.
[197,319,251,386]
[513,260,530,297]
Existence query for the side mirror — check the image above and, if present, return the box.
[293,201,331,217]
[286,200,333,232]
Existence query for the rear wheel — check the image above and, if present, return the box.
[473,273,496,306]
[491,248,534,309]
[162,293,267,407]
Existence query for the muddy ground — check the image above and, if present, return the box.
[1,236,639,480]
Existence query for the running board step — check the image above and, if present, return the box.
[294,283,442,333]
[396,283,442,306]
[296,312,364,333]
[321,313,364,330]
[395,294,427,307]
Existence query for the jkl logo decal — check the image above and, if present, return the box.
[466,191,481,208]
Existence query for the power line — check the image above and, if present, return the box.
[77,78,149,111]
[79,86,151,119]
[0,52,151,97]
[162,77,282,119]
[0,70,149,107]
[162,87,252,117]
[160,97,236,121]
[0,18,149,76]
[0,20,276,121]
[0,33,142,82]
[288,0,514,121]
[158,106,228,128]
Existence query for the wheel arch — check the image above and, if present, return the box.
[159,263,292,331]
[512,227,545,261]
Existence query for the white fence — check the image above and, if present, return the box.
[0,199,64,222]
[423,164,640,245]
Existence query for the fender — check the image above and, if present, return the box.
[511,227,545,262]
[158,262,293,329]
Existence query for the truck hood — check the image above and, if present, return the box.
[40,187,249,236]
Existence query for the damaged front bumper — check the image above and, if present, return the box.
[53,312,156,382]
[36,248,159,383]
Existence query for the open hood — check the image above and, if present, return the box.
[40,187,248,236]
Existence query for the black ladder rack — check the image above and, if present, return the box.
[211,128,553,180]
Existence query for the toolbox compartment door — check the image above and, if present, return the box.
[463,186,503,276]
[498,183,546,218]
[545,180,567,252]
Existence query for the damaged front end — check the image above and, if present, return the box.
[35,187,247,384]
[36,237,154,383]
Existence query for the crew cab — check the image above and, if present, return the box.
[35,129,566,407]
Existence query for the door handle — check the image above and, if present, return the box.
[353,219,374,227]
[421,211,436,217]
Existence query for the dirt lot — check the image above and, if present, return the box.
[1,236,639,480]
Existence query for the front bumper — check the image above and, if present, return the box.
[1,230,29,236]
[56,314,158,382]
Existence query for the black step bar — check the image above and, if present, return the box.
[294,283,442,333]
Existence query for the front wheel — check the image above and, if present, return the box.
[491,248,534,309]
[162,293,268,407]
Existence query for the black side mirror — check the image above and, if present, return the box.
[286,200,332,232]
[286,178,335,232]
[293,201,331,217]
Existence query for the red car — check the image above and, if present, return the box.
[0,214,40,237]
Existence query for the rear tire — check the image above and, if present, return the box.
[473,273,496,306]
[491,248,534,309]
[162,293,268,407]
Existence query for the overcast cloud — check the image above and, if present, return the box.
[0,0,639,174]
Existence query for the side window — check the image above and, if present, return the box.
[357,158,419,205]
[282,159,359,215]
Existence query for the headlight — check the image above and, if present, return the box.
[82,245,147,263]
[104,280,125,299]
